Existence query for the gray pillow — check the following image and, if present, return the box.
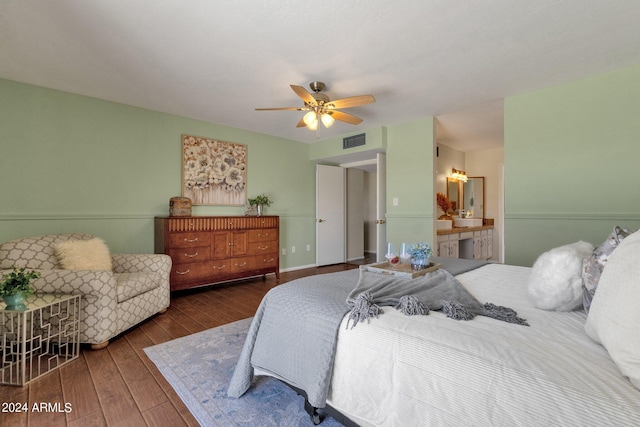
[582,226,630,313]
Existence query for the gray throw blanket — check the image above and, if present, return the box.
[347,267,529,327]
[228,258,498,409]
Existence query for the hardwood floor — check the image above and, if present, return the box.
[0,263,358,427]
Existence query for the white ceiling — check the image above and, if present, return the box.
[2,1,640,151]
[436,99,504,152]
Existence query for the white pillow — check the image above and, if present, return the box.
[527,241,594,311]
[54,238,112,271]
[585,229,640,390]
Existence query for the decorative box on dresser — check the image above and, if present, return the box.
[155,216,279,291]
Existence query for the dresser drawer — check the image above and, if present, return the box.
[208,259,232,277]
[168,232,211,248]
[170,262,213,284]
[248,228,278,243]
[254,254,278,269]
[168,246,210,264]
[247,241,277,255]
[229,256,254,273]
[229,255,278,273]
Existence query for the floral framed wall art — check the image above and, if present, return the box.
[182,134,247,205]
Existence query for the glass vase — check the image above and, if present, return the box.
[411,257,429,271]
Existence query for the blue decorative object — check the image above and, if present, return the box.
[2,293,27,311]
[408,242,432,270]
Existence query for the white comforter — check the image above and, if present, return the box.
[327,263,640,426]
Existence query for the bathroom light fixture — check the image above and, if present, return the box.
[451,168,468,182]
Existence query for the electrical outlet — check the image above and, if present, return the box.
[282,248,286,256]
[291,246,296,253]
[393,197,399,206]
[306,244,311,251]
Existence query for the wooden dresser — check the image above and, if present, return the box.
[154,216,279,291]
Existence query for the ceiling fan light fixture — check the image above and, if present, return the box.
[256,81,375,133]
[321,113,335,128]
[303,111,317,126]
[306,119,319,130]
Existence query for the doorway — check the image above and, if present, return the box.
[316,152,386,266]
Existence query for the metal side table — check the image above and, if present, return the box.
[1,293,81,386]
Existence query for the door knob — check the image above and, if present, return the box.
[376,219,386,224]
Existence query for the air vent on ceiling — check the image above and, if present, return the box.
[343,133,366,149]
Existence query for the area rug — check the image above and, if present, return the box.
[144,318,344,426]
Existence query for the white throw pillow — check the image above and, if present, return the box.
[527,241,594,311]
[55,238,113,271]
[585,229,640,390]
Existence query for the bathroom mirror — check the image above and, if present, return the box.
[447,177,460,212]
[462,177,484,218]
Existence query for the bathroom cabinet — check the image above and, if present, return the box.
[437,226,493,260]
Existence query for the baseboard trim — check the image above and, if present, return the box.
[279,263,317,273]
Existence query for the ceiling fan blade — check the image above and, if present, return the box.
[326,95,375,109]
[290,85,317,106]
[255,107,307,111]
[296,117,307,128]
[330,110,363,125]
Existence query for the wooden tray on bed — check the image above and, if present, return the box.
[360,262,442,279]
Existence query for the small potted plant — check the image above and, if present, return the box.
[247,194,273,216]
[0,267,40,311]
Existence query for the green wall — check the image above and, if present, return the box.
[386,118,435,245]
[14,61,635,272]
[505,64,640,266]
[0,78,317,269]
[308,119,436,248]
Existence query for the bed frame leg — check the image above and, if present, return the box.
[304,399,322,425]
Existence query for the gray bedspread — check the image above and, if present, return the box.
[227,269,357,407]
[227,257,488,408]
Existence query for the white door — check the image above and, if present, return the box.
[316,164,346,266]
[375,153,387,262]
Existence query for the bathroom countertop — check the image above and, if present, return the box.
[436,224,494,235]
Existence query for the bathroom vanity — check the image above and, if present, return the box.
[437,224,493,260]
[440,174,493,260]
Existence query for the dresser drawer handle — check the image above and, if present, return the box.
[176,269,190,275]
[258,245,269,250]
[263,258,274,263]
[213,264,226,270]
[184,252,198,258]
[184,237,198,243]
[235,262,247,267]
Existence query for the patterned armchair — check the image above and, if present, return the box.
[0,234,171,349]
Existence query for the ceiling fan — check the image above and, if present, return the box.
[256,82,375,131]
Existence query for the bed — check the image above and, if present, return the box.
[228,239,640,426]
